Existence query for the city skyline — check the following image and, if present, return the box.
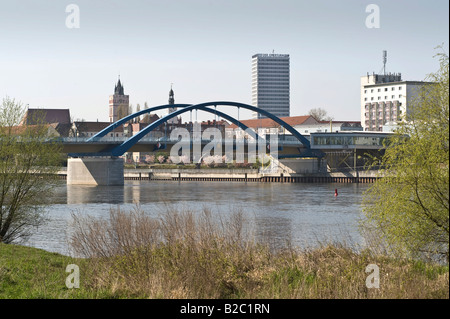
[0,0,448,123]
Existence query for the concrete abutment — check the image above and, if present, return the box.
[67,157,124,186]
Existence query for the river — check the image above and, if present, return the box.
[25,180,371,256]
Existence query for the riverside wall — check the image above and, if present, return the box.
[59,167,380,183]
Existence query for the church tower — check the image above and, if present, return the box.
[109,77,130,122]
[167,84,178,124]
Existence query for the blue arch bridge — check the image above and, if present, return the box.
[63,101,326,185]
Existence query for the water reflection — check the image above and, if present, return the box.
[66,185,125,205]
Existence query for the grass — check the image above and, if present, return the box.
[0,243,124,298]
[0,243,81,298]
[0,206,448,299]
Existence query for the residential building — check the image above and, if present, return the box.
[9,124,64,138]
[123,121,165,140]
[361,72,432,131]
[181,119,230,137]
[252,53,290,119]
[19,108,72,136]
[295,121,363,136]
[227,116,361,141]
[124,121,165,164]
[228,115,318,138]
[20,108,71,125]
[70,121,126,138]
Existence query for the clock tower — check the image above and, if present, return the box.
[167,84,178,124]
[109,77,130,122]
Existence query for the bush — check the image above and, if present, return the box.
[157,155,165,164]
[67,206,449,299]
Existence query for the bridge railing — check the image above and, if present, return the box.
[59,136,304,145]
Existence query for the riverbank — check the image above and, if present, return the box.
[58,167,380,183]
[0,242,447,299]
[1,203,448,299]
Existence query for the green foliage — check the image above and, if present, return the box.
[0,243,78,298]
[64,207,449,299]
[269,266,316,295]
[362,49,449,263]
[412,260,449,280]
[1,235,449,298]
[0,97,62,243]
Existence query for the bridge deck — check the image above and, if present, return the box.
[59,137,305,156]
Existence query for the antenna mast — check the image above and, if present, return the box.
[382,50,387,76]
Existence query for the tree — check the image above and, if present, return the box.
[0,97,62,243]
[136,103,141,123]
[142,102,151,124]
[308,107,333,121]
[361,50,449,262]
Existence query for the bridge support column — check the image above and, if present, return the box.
[67,157,124,186]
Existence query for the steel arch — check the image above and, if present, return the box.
[89,103,260,141]
[108,101,312,156]
[88,103,192,141]
[88,104,259,142]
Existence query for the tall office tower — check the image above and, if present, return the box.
[109,77,130,123]
[251,53,290,119]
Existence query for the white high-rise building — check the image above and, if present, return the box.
[252,53,290,119]
[361,73,431,131]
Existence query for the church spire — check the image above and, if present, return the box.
[114,76,124,95]
[168,83,174,105]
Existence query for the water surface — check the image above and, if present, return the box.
[26,181,370,255]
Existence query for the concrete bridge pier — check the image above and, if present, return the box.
[67,157,124,186]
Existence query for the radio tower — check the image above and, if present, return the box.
[382,50,387,76]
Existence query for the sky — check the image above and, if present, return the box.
[0,0,448,123]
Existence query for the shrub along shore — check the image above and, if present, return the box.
[0,207,448,299]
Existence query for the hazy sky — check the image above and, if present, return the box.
[0,0,448,122]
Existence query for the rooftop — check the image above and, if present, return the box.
[228,115,318,129]
[73,121,124,133]
[252,53,289,59]
[363,80,434,88]
[20,108,71,125]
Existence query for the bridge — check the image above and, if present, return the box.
[310,131,395,172]
[66,101,324,185]
[60,136,306,155]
